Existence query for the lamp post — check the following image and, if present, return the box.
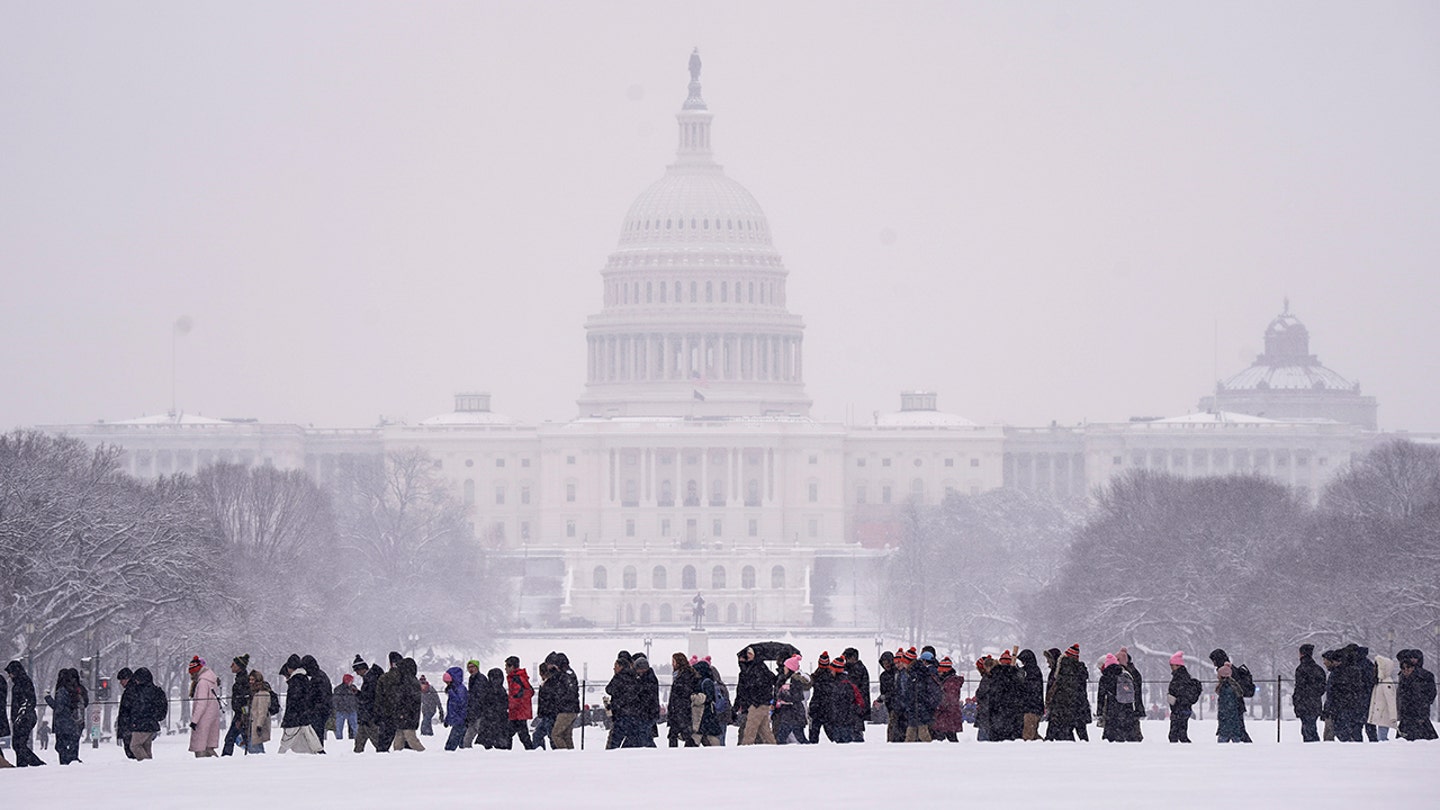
[23,622,36,677]
[643,635,653,661]
[124,633,133,669]
[874,634,884,664]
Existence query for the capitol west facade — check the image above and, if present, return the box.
[43,57,1394,629]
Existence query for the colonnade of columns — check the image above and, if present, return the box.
[606,446,776,508]
[587,332,802,385]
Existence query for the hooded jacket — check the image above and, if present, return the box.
[127,668,168,734]
[358,663,383,725]
[1016,650,1046,716]
[301,655,334,727]
[477,669,510,747]
[1293,653,1327,718]
[5,661,37,726]
[281,658,313,729]
[1396,650,1438,741]
[443,666,468,727]
[984,663,1026,741]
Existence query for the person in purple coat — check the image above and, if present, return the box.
[442,667,468,751]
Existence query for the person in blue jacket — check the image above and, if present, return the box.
[441,666,468,751]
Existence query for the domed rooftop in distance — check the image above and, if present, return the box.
[578,50,810,419]
[1199,302,1378,429]
[418,393,520,427]
[874,391,979,428]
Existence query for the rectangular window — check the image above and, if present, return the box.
[748,519,758,537]
[882,486,892,504]
[566,483,576,503]
[970,458,980,468]
[944,458,954,468]
[625,519,635,537]
[856,486,867,505]
[661,519,672,537]
[520,521,530,540]
[807,519,818,538]
[808,482,818,502]
[566,455,576,465]
[495,486,505,505]
[1113,456,1123,466]
[521,486,531,505]
[882,458,891,467]
[713,518,723,536]
[566,520,576,538]
[494,521,506,541]
[496,458,505,468]
[521,458,531,468]
[808,454,818,465]
[857,458,866,467]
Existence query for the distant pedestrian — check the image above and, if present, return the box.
[1292,644,1326,743]
[47,668,85,763]
[333,673,359,740]
[278,654,323,754]
[1166,652,1200,743]
[187,656,222,758]
[1395,649,1437,741]
[125,667,167,761]
[352,656,387,753]
[1098,653,1141,742]
[247,670,274,753]
[1044,644,1091,742]
[441,666,468,751]
[1368,655,1399,741]
[505,656,535,750]
[301,655,333,750]
[391,657,425,752]
[1209,649,1254,743]
[1016,649,1045,740]
[420,675,442,736]
[932,657,965,742]
[221,654,251,756]
[667,653,698,747]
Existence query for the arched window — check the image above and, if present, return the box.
[682,565,697,590]
[640,604,652,624]
[625,604,635,624]
[712,565,727,589]
[463,479,475,505]
[726,603,738,623]
[742,565,756,589]
[720,282,727,302]
[706,281,713,302]
[593,566,608,590]
[623,566,637,590]
[690,281,697,302]
[646,282,652,303]
[652,565,667,589]
[685,479,699,506]
[659,603,673,623]
[660,283,667,303]
[771,565,786,589]
[748,281,755,303]
[675,281,681,301]
[912,478,925,502]
[660,479,674,506]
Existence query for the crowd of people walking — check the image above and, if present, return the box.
[1,639,1434,766]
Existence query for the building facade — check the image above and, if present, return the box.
[42,55,1392,629]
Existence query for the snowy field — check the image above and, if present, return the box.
[7,633,1438,808]
[5,720,1437,810]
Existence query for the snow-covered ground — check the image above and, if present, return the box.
[8,632,1438,808]
[6,719,1437,809]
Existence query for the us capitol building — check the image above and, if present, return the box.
[43,54,1395,629]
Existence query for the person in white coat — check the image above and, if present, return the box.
[1368,655,1399,741]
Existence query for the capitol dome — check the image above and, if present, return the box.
[577,50,810,420]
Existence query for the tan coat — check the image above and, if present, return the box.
[249,689,273,744]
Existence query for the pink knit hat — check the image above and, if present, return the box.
[1170,651,1185,666]
[689,655,699,666]
[1103,653,1118,668]
[784,654,801,673]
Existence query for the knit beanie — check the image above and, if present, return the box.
[1065,644,1080,659]
[389,651,403,666]
[784,654,801,673]
[1208,649,1229,668]
[188,656,205,675]
[998,650,1013,666]
[353,654,368,671]
[831,655,846,671]
[938,657,953,672]
[233,654,250,671]
[818,651,831,667]
[1103,653,1118,668]
[342,673,355,684]
[1299,644,1315,658]
[1170,651,1185,667]
[920,650,936,662]
[467,659,481,670]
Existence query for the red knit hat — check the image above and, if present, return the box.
[1064,644,1080,659]
[831,654,847,670]
[938,657,954,672]
[999,650,1014,666]
[188,656,204,675]
[903,647,918,662]
[818,651,831,666]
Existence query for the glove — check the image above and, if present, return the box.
[1167,694,1176,706]
[190,723,197,730]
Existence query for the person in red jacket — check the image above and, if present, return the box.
[504,656,535,750]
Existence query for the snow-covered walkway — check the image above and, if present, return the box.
[6,720,1436,809]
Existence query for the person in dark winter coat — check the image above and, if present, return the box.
[736,646,778,745]
[461,660,485,748]
[1118,648,1146,741]
[0,666,9,768]
[6,661,44,767]
[126,668,168,760]
[877,651,903,743]
[550,652,581,749]
[904,652,943,742]
[1210,648,1254,743]
[300,655,333,750]
[1016,649,1046,740]
[1097,653,1142,742]
[823,655,865,743]
[972,656,994,741]
[692,660,724,745]
[419,675,443,736]
[353,657,387,752]
[1044,645,1091,741]
[333,674,359,740]
[477,669,511,749]
[667,652,699,747]
[1166,652,1201,743]
[221,654,252,756]
[807,652,835,743]
[1293,644,1327,742]
[932,658,965,741]
[111,668,136,760]
[1396,649,1437,741]
[390,657,425,751]
[47,668,85,764]
[441,666,468,750]
[772,654,810,744]
[278,654,323,754]
[505,655,535,750]
[984,651,1026,742]
[842,647,870,741]
[1324,644,1372,742]
[605,656,647,748]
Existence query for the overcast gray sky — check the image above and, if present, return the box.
[3,1,1437,432]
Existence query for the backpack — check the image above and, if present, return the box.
[268,689,281,717]
[712,682,731,718]
[1232,665,1256,698]
[1114,671,1136,706]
